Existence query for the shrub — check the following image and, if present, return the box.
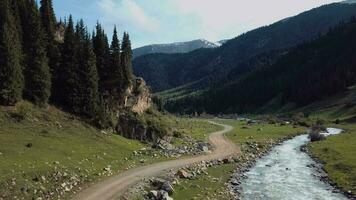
[10,102,33,121]
[309,131,326,142]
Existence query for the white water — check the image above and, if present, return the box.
[239,128,347,200]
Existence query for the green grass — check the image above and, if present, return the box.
[0,102,218,199]
[222,120,304,145]
[309,123,356,194]
[172,164,235,200]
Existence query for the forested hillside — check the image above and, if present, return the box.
[165,18,356,114]
[0,0,134,128]
[134,2,356,92]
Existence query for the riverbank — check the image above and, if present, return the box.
[309,123,356,199]
[156,119,304,200]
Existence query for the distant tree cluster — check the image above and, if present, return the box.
[0,0,134,128]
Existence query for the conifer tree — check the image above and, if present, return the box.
[39,0,56,37]
[93,23,110,92]
[0,0,24,105]
[59,15,80,111]
[75,20,100,117]
[40,0,61,103]
[107,26,123,107]
[22,0,51,106]
[81,33,100,118]
[121,32,133,89]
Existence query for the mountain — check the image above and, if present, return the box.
[133,39,222,58]
[165,18,356,114]
[133,2,356,92]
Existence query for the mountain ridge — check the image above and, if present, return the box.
[134,2,356,92]
[133,39,227,58]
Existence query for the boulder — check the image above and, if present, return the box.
[161,182,174,195]
[197,142,209,152]
[148,190,158,199]
[176,169,192,179]
[158,190,173,200]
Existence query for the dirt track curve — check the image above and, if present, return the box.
[74,121,239,200]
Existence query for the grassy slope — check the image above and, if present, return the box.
[300,87,356,195]
[171,120,304,200]
[0,102,218,199]
[309,122,356,194]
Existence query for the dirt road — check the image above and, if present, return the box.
[74,121,239,200]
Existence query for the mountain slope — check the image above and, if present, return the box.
[133,39,221,58]
[134,2,356,92]
[165,19,356,114]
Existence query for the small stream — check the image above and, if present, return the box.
[237,128,348,200]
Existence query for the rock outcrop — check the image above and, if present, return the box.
[125,78,152,115]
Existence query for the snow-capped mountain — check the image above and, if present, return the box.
[133,39,226,58]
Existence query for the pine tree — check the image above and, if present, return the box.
[81,33,100,118]
[0,0,24,105]
[39,0,56,37]
[75,20,100,118]
[93,23,110,93]
[40,0,61,104]
[106,26,124,107]
[59,15,80,111]
[22,0,51,106]
[121,32,133,90]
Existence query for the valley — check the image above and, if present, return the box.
[1,0,356,200]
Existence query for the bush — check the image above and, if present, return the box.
[309,131,326,142]
[10,102,33,121]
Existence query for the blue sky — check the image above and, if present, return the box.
[53,0,343,48]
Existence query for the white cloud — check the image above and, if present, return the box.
[97,0,160,33]
[170,0,343,41]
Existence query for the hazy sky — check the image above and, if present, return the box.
[53,0,343,48]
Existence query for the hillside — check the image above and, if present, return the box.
[0,101,221,199]
[133,39,224,58]
[134,2,356,92]
[165,19,356,115]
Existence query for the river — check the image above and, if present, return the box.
[237,128,348,200]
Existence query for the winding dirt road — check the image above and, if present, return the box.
[74,121,239,200]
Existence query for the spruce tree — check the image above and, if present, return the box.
[59,15,80,111]
[22,0,51,106]
[121,32,133,90]
[93,23,110,93]
[0,0,24,105]
[75,20,100,118]
[81,32,100,118]
[39,0,56,37]
[107,26,123,107]
[40,0,61,104]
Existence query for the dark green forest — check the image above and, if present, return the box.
[165,18,356,114]
[0,0,133,128]
[133,3,356,92]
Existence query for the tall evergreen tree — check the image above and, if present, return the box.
[75,20,100,117]
[121,32,133,89]
[39,0,56,37]
[40,0,61,104]
[107,26,123,107]
[0,0,24,105]
[22,0,51,106]
[81,32,100,118]
[93,23,110,93]
[59,15,80,111]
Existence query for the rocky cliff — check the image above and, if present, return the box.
[125,77,152,115]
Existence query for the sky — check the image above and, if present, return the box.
[53,0,344,48]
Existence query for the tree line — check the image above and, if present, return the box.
[0,0,134,127]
